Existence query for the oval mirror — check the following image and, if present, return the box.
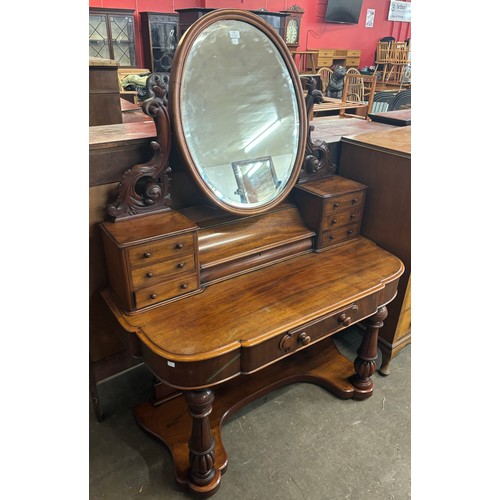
[169,9,307,215]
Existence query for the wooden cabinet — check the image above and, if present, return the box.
[293,176,367,250]
[338,127,411,374]
[100,211,200,312]
[89,58,122,126]
[140,12,179,73]
[177,8,288,38]
[89,8,137,67]
[312,48,361,70]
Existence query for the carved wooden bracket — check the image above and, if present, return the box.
[108,73,173,220]
[298,77,334,183]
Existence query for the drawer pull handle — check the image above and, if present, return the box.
[298,332,311,346]
[279,334,293,352]
[333,202,340,208]
[150,293,157,300]
[347,230,353,236]
[146,272,153,278]
[352,198,359,204]
[143,252,151,258]
[331,218,337,225]
[180,283,188,289]
[177,262,185,269]
[338,313,352,327]
[176,243,184,249]
[329,235,335,240]
[350,213,356,219]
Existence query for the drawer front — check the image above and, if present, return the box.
[324,207,362,229]
[127,233,195,269]
[241,298,378,373]
[134,274,199,309]
[333,49,348,57]
[320,223,360,248]
[130,253,196,289]
[318,50,334,58]
[347,50,360,57]
[346,58,360,67]
[317,57,332,67]
[325,190,365,215]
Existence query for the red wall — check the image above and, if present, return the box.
[89,0,411,69]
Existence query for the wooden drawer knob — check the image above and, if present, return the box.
[180,283,188,289]
[298,332,311,345]
[331,218,337,225]
[347,230,353,236]
[350,213,356,219]
[333,202,340,208]
[338,313,351,326]
[143,252,151,258]
[329,235,335,240]
[279,333,293,352]
[150,293,157,299]
[352,198,359,204]
[176,243,183,249]
[146,272,153,278]
[177,262,185,269]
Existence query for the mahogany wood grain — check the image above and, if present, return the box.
[133,336,382,494]
[368,108,411,126]
[339,127,411,373]
[102,237,403,389]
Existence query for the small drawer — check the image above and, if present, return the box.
[134,274,199,309]
[318,50,334,58]
[130,254,196,289]
[347,50,360,57]
[127,233,195,269]
[324,208,362,229]
[346,58,360,67]
[325,190,365,215]
[317,57,332,67]
[321,224,360,248]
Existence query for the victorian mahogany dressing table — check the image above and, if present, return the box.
[99,10,403,496]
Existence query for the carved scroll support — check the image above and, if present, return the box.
[185,389,221,495]
[108,73,173,220]
[351,306,388,398]
[298,76,334,183]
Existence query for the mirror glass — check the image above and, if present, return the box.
[177,16,303,212]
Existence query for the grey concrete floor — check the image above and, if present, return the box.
[90,326,410,499]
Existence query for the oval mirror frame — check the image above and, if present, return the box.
[169,9,308,216]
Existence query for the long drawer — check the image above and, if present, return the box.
[241,296,379,373]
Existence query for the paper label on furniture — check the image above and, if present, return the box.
[167,361,175,368]
[229,31,240,45]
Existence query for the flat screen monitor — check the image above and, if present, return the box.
[325,0,364,25]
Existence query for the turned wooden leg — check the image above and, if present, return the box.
[185,389,221,495]
[351,306,388,397]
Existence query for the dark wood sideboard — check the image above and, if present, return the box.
[339,126,411,374]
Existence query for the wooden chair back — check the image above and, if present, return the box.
[375,42,392,64]
[390,42,409,65]
[340,74,377,119]
[317,67,333,93]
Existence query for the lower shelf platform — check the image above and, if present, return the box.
[133,336,370,496]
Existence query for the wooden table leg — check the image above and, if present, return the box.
[185,389,221,496]
[351,305,388,398]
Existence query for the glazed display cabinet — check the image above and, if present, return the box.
[140,12,179,73]
[89,8,137,67]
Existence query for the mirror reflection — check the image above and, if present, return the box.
[180,19,300,209]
